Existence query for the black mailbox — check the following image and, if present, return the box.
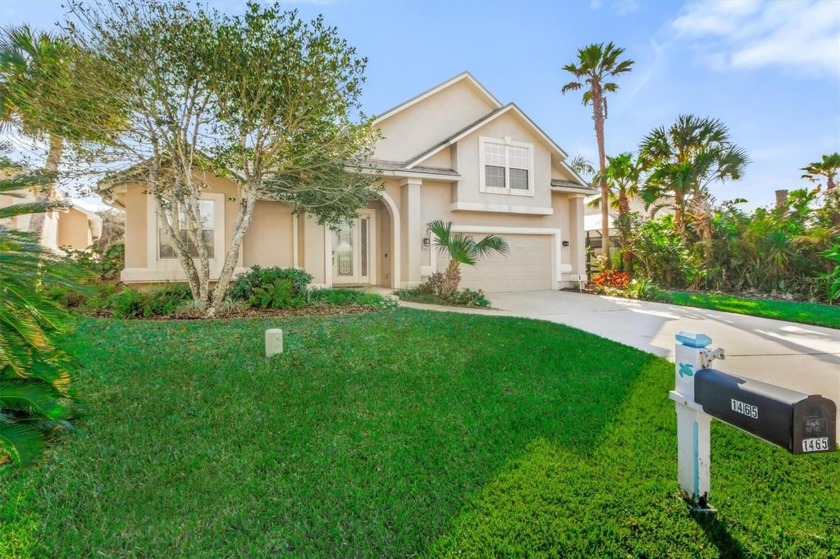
[695,369,836,455]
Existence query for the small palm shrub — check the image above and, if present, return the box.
[228,266,313,309]
[0,232,79,466]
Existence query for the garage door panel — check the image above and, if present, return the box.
[434,234,552,293]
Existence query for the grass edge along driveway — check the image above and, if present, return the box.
[2,309,838,558]
[657,290,839,329]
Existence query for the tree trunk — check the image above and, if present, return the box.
[440,259,461,298]
[592,86,610,268]
[618,189,632,272]
[209,184,259,315]
[28,134,64,242]
[675,191,686,242]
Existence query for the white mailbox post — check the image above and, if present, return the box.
[668,332,724,512]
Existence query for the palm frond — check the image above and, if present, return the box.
[0,422,44,466]
[474,235,509,259]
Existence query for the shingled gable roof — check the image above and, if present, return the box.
[372,71,503,125]
[399,100,590,189]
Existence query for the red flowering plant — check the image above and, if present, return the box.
[590,270,631,291]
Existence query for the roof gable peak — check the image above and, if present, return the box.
[373,71,503,126]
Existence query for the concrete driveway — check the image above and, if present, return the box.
[401,290,840,421]
[490,290,840,413]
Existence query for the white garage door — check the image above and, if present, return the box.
[435,233,553,292]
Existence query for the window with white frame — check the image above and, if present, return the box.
[158,200,215,259]
[479,137,534,195]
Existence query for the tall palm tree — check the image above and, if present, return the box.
[562,42,634,265]
[427,220,509,298]
[0,26,84,239]
[640,115,748,245]
[801,153,839,191]
[595,152,644,271]
[0,156,78,466]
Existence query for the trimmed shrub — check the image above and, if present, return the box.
[417,273,445,296]
[448,288,490,308]
[228,266,313,309]
[111,284,192,318]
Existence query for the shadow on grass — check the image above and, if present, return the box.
[430,350,840,558]
[693,514,748,559]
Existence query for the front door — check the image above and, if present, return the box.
[332,214,372,285]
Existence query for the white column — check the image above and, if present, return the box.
[400,178,422,288]
[669,332,715,511]
[568,194,586,281]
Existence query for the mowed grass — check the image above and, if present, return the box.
[659,291,840,329]
[2,309,839,558]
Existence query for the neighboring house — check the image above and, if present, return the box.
[99,72,595,292]
[0,189,102,251]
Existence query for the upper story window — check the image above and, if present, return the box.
[479,136,535,196]
[158,200,215,259]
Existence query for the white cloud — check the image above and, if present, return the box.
[670,0,840,78]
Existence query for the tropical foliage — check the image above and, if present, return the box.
[640,114,749,248]
[596,152,644,271]
[622,185,837,302]
[801,152,839,192]
[562,42,634,262]
[427,220,509,298]
[0,158,80,466]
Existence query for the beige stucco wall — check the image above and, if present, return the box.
[0,190,35,231]
[56,208,91,250]
[421,147,454,170]
[454,111,554,212]
[375,79,498,162]
[243,201,294,268]
[124,184,148,268]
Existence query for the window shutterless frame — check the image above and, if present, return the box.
[478,136,535,197]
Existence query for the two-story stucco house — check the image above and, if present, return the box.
[100,72,595,292]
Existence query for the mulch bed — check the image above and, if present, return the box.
[82,304,380,320]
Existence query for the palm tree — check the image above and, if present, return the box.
[595,152,644,271]
[640,115,748,246]
[562,42,634,265]
[427,220,509,298]
[0,26,88,239]
[801,153,839,191]
[569,155,595,181]
[0,156,79,466]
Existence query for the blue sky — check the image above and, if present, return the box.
[2,0,839,209]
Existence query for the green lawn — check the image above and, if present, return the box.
[2,309,838,557]
[657,291,840,329]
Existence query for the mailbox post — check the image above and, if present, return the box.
[669,332,720,511]
[669,332,837,513]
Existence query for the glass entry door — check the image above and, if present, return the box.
[332,216,371,285]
